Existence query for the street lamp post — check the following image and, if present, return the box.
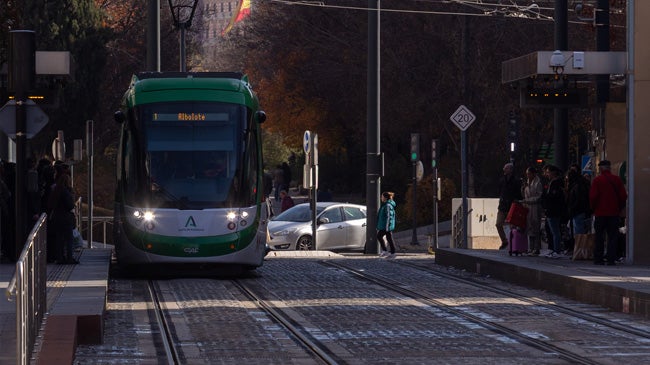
[167,0,199,72]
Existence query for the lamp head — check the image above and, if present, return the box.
[168,0,199,28]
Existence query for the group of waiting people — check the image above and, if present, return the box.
[0,158,78,264]
[48,163,79,264]
[497,159,627,265]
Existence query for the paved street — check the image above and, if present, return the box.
[71,254,650,364]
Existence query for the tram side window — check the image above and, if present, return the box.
[240,116,259,206]
[123,129,135,196]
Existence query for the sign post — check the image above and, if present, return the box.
[303,130,319,249]
[431,139,439,252]
[410,133,420,245]
[87,120,94,248]
[450,105,476,249]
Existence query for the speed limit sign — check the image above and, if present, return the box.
[450,105,476,131]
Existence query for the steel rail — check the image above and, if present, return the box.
[394,260,650,340]
[232,279,340,365]
[147,280,181,365]
[323,260,600,365]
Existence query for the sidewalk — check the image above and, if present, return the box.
[435,247,650,319]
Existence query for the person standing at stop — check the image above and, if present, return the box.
[590,160,627,265]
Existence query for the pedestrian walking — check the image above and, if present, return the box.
[496,163,522,250]
[377,191,397,259]
[589,160,627,265]
[521,166,544,256]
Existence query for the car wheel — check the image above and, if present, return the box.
[296,235,314,250]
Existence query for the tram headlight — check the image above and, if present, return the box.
[241,211,249,219]
[133,210,155,221]
[143,211,155,221]
[226,211,237,221]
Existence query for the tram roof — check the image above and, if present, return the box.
[122,72,259,109]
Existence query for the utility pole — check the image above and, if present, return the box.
[146,0,160,71]
[8,30,35,260]
[595,0,610,135]
[365,0,381,254]
[554,0,569,171]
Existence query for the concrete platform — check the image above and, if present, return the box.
[435,248,650,319]
[1,247,111,365]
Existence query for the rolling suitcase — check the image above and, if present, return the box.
[509,227,528,256]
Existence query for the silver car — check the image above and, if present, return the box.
[268,202,367,251]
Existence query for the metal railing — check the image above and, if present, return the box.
[74,198,113,247]
[5,214,48,365]
[80,216,113,247]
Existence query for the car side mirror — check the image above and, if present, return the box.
[317,217,329,225]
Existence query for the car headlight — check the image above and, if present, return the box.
[271,228,295,236]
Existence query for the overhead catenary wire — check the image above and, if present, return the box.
[267,0,625,28]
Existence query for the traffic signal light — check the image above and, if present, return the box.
[410,133,419,162]
[431,139,438,168]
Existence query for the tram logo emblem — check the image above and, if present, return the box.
[178,215,204,232]
[185,216,197,228]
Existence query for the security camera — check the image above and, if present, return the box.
[550,50,565,67]
[549,50,565,75]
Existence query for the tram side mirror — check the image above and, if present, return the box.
[255,110,266,124]
[114,110,125,124]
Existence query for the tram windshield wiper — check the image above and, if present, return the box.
[151,183,189,209]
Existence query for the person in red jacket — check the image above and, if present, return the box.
[280,190,295,212]
[589,160,627,265]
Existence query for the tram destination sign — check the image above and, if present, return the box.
[151,112,229,122]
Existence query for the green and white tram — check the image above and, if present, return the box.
[113,72,269,271]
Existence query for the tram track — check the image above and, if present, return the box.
[322,260,603,365]
[144,277,341,364]
[76,259,650,364]
[392,259,650,341]
[232,279,341,365]
[147,280,182,365]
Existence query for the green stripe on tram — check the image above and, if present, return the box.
[124,222,258,257]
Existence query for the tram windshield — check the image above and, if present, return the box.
[136,102,247,208]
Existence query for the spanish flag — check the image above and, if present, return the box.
[222,0,251,35]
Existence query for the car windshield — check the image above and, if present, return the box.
[273,205,326,222]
